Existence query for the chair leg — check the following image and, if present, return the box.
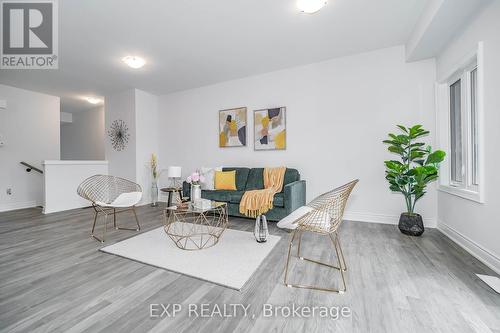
[115,207,141,231]
[333,232,347,272]
[91,212,107,243]
[296,230,303,258]
[330,233,346,293]
[283,231,347,293]
[91,211,98,235]
[132,207,141,231]
[113,208,117,229]
[296,232,343,271]
[283,230,297,287]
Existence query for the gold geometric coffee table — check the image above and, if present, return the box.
[163,201,228,250]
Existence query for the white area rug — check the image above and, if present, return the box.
[100,224,281,290]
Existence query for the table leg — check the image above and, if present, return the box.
[166,192,173,215]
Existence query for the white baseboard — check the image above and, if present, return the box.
[344,211,437,228]
[438,220,500,275]
[0,201,38,212]
[476,274,500,293]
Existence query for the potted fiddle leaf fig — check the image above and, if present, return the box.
[383,125,445,236]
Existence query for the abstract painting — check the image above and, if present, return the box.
[219,107,247,147]
[254,107,286,150]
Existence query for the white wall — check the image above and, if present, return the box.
[135,90,159,204]
[104,89,160,205]
[60,106,105,160]
[43,160,108,214]
[105,89,136,181]
[0,84,60,211]
[158,46,438,226]
[436,2,500,273]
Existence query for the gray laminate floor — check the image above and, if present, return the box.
[0,206,499,333]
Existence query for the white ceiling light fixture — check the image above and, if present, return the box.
[297,0,327,14]
[122,56,146,69]
[86,97,101,104]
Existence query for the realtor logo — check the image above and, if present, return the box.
[1,0,58,69]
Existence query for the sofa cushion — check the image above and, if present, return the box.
[284,168,300,187]
[229,191,245,204]
[199,166,222,190]
[201,190,233,202]
[245,168,264,190]
[96,191,142,208]
[222,167,250,191]
[214,170,237,190]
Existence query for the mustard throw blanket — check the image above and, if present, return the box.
[239,167,287,218]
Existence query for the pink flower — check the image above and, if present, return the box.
[186,176,192,183]
[191,172,200,182]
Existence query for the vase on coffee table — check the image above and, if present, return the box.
[191,184,201,202]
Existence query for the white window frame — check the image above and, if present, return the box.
[435,42,484,203]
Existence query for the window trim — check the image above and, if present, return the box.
[436,42,485,203]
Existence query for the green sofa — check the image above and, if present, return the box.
[182,167,306,221]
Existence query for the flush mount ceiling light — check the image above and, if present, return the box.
[86,97,101,104]
[297,0,327,14]
[122,56,146,69]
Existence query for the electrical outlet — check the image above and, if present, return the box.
[6,188,12,195]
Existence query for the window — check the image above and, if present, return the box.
[449,79,462,184]
[470,67,479,185]
[436,44,483,203]
[447,63,479,190]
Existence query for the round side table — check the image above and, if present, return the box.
[160,187,183,210]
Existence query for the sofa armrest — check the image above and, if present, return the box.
[182,181,190,198]
[284,180,306,213]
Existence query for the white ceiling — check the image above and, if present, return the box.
[0,0,430,112]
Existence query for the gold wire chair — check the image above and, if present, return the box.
[77,175,142,243]
[283,179,358,293]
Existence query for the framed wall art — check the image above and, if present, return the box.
[254,107,286,150]
[219,107,247,147]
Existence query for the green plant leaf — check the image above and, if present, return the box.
[396,134,410,144]
[410,150,426,160]
[388,146,405,155]
[412,130,430,139]
[425,150,446,164]
[389,185,402,192]
[397,125,408,133]
[384,160,403,170]
[409,125,423,137]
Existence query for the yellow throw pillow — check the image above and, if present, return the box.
[214,170,237,190]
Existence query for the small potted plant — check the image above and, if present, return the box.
[186,171,204,202]
[383,125,445,236]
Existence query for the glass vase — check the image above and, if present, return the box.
[151,181,159,207]
[254,215,269,243]
[191,184,201,202]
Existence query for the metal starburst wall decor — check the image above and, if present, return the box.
[108,119,130,151]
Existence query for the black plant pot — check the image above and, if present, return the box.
[398,213,424,236]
